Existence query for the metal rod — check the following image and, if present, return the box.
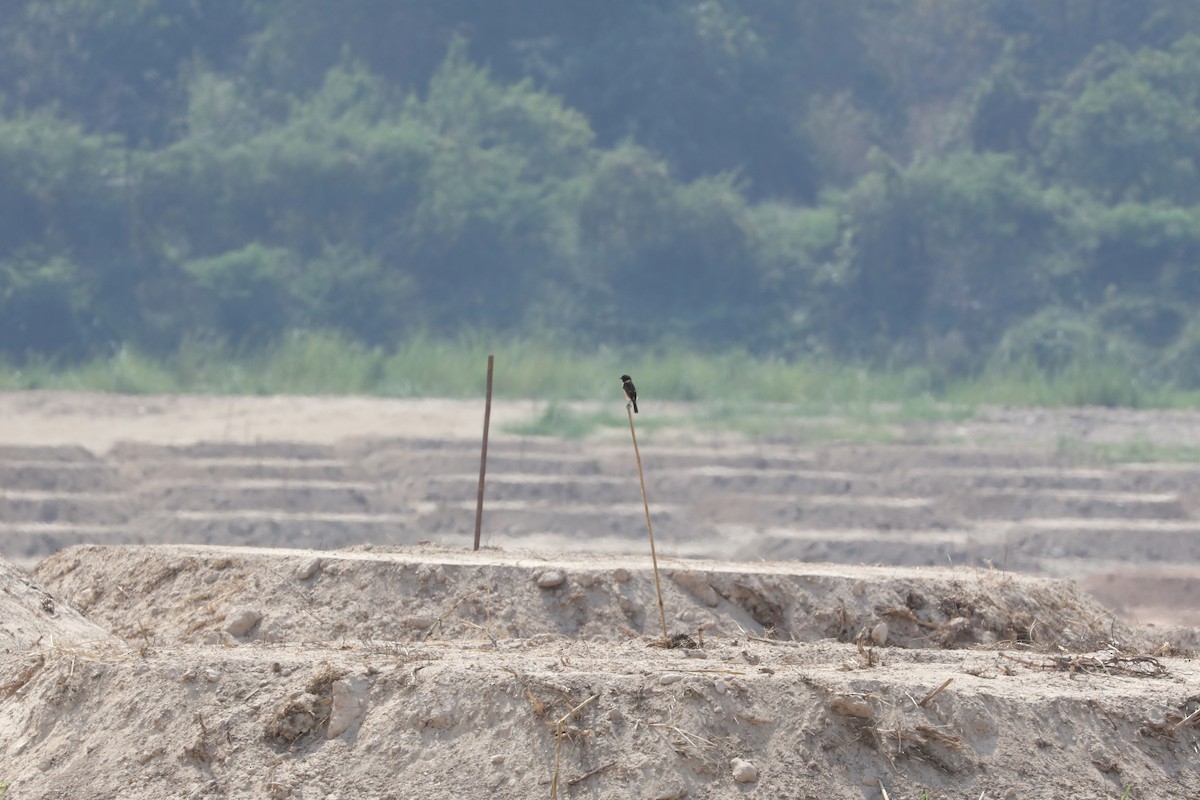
[473,354,494,551]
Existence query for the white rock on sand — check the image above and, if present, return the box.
[731,757,759,783]
[327,674,370,738]
[224,608,262,637]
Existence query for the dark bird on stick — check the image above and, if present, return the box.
[620,374,638,413]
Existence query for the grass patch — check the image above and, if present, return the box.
[4,332,1200,435]
[0,334,962,408]
[945,359,1180,409]
[1058,436,1200,464]
[0,347,178,394]
[503,403,624,439]
[684,403,898,442]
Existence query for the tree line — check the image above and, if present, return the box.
[3,1,1200,387]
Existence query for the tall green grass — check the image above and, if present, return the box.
[945,358,1180,409]
[2,330,1199,414]
[0,346,179,394]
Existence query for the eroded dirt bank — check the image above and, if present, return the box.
[1,544,1197,799]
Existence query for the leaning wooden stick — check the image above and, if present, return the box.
[627,404,668,640]
[919,677,954,707]
[473,354,494,551]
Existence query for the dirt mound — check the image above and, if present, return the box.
[35,544,1147,654]
[3,546,1199,799]
[5,628,1198,799]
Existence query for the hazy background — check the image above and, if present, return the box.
[3,1,1200,402]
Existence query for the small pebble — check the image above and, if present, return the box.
[731,757,758,784]
[295,559,321,580]
[536,570,567,589]
[658,673,683,685]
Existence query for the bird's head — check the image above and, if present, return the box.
[620,374,631,382]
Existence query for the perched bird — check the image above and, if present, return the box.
[620,374,638,413]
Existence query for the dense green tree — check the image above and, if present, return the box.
[743,200,841,355]
[1079,202,1200,298]
[0,252,90,359]
[540,2,820,199]
[1036,37,1200,204]
[0,0,258,145]
[183,244,297,345]
[986,0,1200,79]
[0,112,132,356]
[574,144,769,346]
[4,1,1200,385]
[969,46,1041,154]
[830,152,1073,364]
[404,42,594,331]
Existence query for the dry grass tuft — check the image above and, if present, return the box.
[549,693,600,799]
[1001,651,1168,678]
[265,663,347,744]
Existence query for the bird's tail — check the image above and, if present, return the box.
[633,400,638,413]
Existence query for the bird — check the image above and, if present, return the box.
[620,374,638,413]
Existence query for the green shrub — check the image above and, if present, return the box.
[990,308,1112,375]
[1095,296,1186,349]
[1158,320,1200,389]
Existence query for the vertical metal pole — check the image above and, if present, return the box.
[473,355,494,551]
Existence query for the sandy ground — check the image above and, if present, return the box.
[1,391,1199,798]
[0,392,536,450]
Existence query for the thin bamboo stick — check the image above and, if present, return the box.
[627,405,667,640]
